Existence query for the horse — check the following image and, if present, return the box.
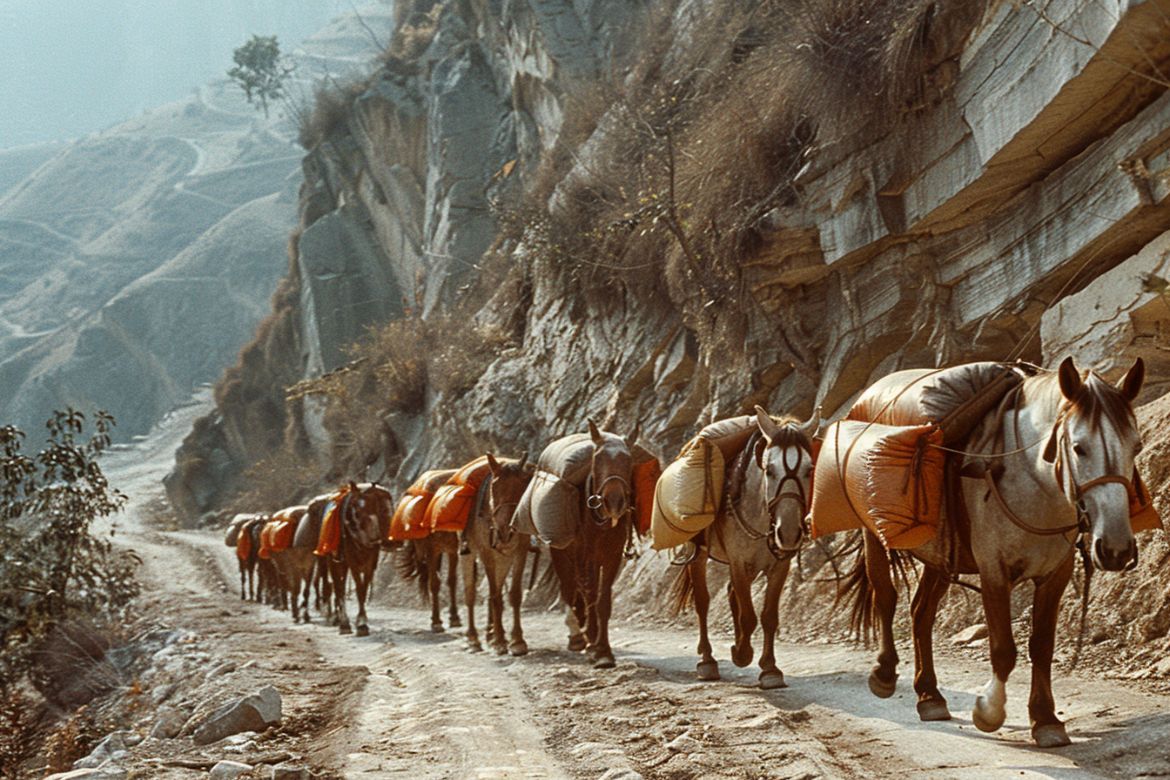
[412,532,462,632]
[268,505,314,623]
[227,513,264,600]
[239,517,268,602]
[292,494,338,625]
[461,453,534,655]
[319,482,394,636]
[672,406,819,689]
[540,420,644,669]
[845,357,1145,747]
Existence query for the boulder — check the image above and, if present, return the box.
[72,732,128,769]
[149,706,190,739]
[192,685,282,745]
[271,765,314,780]
[951,624,990,645]
[209,761,254,780]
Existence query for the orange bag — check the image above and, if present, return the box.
[236,524,254,561]
[389,470,456,541]
[314,495,343,557]
[426,457,494,533]
[1130,469,1163,533]
[810,420,944,550]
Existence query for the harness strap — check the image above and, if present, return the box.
[983,471,1080,537]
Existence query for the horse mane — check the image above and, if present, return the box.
[762,416,814,454]
[1021,369,1137,436]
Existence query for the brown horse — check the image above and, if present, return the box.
[414,532,462,632]
[321,482,394,636]
[541,420,644,669]
[226,513,265,601]
[846,358,1145,747]
[462,454,534,655]
[292,494,338,625]
[268,505,314,623]
[673,407,818,689]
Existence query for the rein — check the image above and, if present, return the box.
[585,470,640,559]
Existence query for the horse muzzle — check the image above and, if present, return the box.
[1091,536,1138,572]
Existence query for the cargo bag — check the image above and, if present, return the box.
[809,420,945,549]
[389,470,456,541]
[426,456,494,533]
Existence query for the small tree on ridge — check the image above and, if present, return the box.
[228,34,294,118]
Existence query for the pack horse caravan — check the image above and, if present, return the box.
[222,358,1161,748]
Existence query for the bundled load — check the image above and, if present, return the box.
[425,456,494,533]
[512,433,659,549]
[314,490,346,557]
[389,470,457,541]
[235,519,258,561]
[649,415,759,551]
[810,363,1025,549]
[224,513,258,548]
[259,507,303,559]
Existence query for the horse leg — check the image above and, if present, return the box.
[729,562,757,668]
[332,561,352,635]
[1028,555,1074,747]
[865,531,900,698]
[551,547,585,651]
[239,562,246,601]
[580,555,601,661]
[319,560,336,625]
[507,544,528,656]
[447,550,461,628]
[912,566,952,721]
[591,541,622,670]
[758,558,791,690]
[429,547,444,632]
[691,551,719,681]
[487,556,508,655]
[300,563,312,623]
[463,552,481,651]
[972,574,1016,733]
[354,564,372,637]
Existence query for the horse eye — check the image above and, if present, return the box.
[1072,444,1086,457]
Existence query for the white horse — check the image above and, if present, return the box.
[673,406,818,689]
[849,357,1145,747]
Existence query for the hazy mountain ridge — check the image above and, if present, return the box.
[0,6,396,440]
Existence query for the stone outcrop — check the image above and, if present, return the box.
[168,0,1170,528]
[192,685,282,745]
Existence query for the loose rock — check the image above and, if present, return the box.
[951,624,989,645]
[73,732,128,769]
[150,706,190,739]
[193,685,282,745]
[209,760,253,779]
[271,765,314,780]
[45,769,128,780]
[665,732,702,753]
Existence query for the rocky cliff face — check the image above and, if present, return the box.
[169,0,1170,532]
[0,8,394,443]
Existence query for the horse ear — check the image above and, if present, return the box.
[754,405,780,444]
[626,422,641,450]
[1057,357,1082,400]
[1118,357,1145,402]
[348,480,359,492]
[486,452,502,476]
[517,450,528,471]
[588,418,604,445]
[799,405,822,439]
[754,435,768,469]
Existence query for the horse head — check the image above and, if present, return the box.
[1046,356,1144,572]
[586,419,637,527]
[753,405,819,554]
[486,451,534,548]
[344,481,394,549]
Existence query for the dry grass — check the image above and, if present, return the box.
[298,78,368,150]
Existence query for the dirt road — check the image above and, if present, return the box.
[100,401,1170,779]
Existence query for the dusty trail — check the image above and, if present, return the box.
[101,404,1170,779]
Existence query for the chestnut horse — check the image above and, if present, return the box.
[320,482,394,636]
[542,420,643,669]
[673,406,818,689]
[462,453,534,655]
[269,505,313,623]
[846,357,1145,747]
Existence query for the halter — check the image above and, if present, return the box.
[762,438,813,558]
[586,472,633,527]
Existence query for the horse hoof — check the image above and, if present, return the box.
[868,670,897,699]
[1032,723,1071,748]
[339,624,353,635]
[492,642,508,656]
[917,699,951,722]
[468,640,483,652]
[584,645,599,661]
[730,644,753,668]
[449,615,462,628]
[592,653,616,669]
[509,640,529,657]
[355,625,369,637]
[431,623,445,633]
[972,697,1006,733]
[696,660,720,681]
[759,670,787,690]
[567,635,586,652]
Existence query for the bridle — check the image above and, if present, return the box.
[586,471,633,527]
[761,438,813,558]
[488,476,521,552]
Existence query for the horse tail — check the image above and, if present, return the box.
[836,534,874,643]
[668,564,694,616]
[394,541,419,580]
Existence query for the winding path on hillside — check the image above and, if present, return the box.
[100,402,1170,780]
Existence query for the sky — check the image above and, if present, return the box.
[0,0,350,148]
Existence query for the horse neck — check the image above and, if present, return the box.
[730,449,769,536]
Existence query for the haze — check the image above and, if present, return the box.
[0,0,346,148]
